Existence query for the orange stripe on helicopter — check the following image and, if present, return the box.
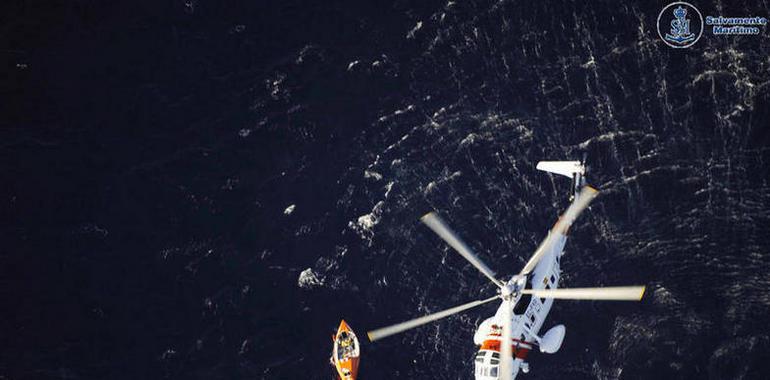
[480,339,532,359]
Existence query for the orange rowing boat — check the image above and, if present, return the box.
[331,320,360,380]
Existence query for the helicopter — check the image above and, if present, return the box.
[367,160,645,379]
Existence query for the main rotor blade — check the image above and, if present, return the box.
[421,212,504,288]
[499,297,513,380]
[521,286,646,301]
[519,186,598,275]
[367,295,499,342]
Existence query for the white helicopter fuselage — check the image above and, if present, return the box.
[366,160,645,380]
[364,160,628,380]
[471,231,567,379]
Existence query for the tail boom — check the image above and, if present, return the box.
[536,160,586,200]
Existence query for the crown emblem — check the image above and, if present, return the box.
[673,6,687,19]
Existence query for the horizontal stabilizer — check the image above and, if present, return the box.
[536,161,584,178]
[537,325,565,354]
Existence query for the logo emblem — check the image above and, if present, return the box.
[657,2,704,48]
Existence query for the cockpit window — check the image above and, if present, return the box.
[490,351,500,365]
[474,351,503,378]
[475,365,500,377]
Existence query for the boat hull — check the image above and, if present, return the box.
[332,320,360,380]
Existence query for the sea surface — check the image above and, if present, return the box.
[3,1,770,379]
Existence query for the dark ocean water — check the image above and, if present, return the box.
[3,1,770,379]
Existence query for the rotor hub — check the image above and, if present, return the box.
[501,283,515,299]
[500,276,526,300]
